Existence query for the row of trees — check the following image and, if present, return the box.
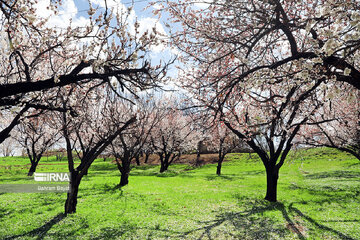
[0,0,169,214]
[0,0,359,214]
[157,0,360,202]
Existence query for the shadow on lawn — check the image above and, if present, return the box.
[288,203,356,240]
[305,170,360,179]
[205,174,244,181]
[174,199,356,240]
[0,207,13,219]
[4,213,66,240]
[91,224,137,240]
[176,200,294,240]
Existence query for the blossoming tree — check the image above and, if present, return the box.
[109,97,161,186]
[158,0,347,201]
[0,0,166,144]
[298,84,360,160]
[15,111,60,176]
[150,101,197,173]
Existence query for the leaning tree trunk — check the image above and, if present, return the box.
[264,166,279,202]
[27,161,39,176]
[81,160,89,175]
[65,170,82,214]
[27,155,42,176]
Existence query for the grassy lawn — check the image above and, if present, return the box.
[0,148,359,239]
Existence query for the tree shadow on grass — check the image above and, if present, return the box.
[204,174,244,181]
[305,170,360,179]
[175,200,305,240]
[288,204,356,240]
[288,182,360,206]
[0,207,13,219]
[241,170,265,175]
[90,224,137,240]
[88,163,117,172]
[174,197,356,240]
[4,213,66,240]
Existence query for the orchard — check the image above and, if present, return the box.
[0,0,359,239]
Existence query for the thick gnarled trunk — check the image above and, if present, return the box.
[115,156,131,187]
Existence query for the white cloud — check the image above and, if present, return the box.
[90,0,136,25]
[90,0,121,8]
[152,3,163,10]
[193,0,211,9]
[34,0,78,29]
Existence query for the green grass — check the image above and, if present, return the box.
[0,148,359,239]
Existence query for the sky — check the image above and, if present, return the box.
[29,0,211,93]
[33,0,175,70]
[34,0,212,100]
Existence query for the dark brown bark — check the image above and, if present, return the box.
[120,169,130,186]
[195,150,201,166]
[158,152,177,173]
[115,156,131,187]
[65,171,81,214]
[135,154,140,166]
[27,161,39,176]
[216,162,222,175]
[144,152,150,163]
[216,140,226,175]
[0,61,150,99]
[217,154,225,176]
[160,162,168,173]
[264,166,279,202]
[63,117,136,214]
[0,105,29,144]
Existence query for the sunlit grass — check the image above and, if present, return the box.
[0,148,359,239]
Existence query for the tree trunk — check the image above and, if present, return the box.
[216,150,224,175]
[65,171,81,214]
[120,169,130,186]
[195,150,201,166]
[135,154,140,166]
[119,161,130,186]
[160,162,168,173]
[144,152,150,163]
[196,140,202,166]
[27,161,39,176]
[216,158,223,175]
[159,153,170,173]
[264,166,279,202]
[81,160,89,175]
